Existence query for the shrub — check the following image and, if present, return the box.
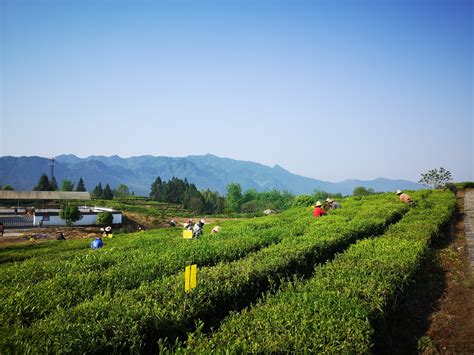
[59,205,81,226]
[96,211,114,226]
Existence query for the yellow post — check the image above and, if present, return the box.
[184,264,197,292]
[183,230,193,239]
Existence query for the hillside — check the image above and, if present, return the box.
[0,154,422,195]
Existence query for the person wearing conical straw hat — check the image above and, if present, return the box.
[326,197,342,210]
[313,201,326,218]
[396,190,413,203]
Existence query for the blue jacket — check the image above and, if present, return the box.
[91,238,103,249]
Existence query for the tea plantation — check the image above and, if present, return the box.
[0,190,455,353]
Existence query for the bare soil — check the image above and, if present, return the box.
[422,189,474,354]
[374,189,474,354]
[0,212,242,247]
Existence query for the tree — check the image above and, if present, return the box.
[2,185,14,191]
[418,167,452,189]
[312,188,329,202]
[292,194,314,208]
[60,179,74,191]
[187,196,205,214]
[103,184,114,200]
[241,200,265,213]
[96,211,113,226]
[59,205,81,226]
[150,177,163,200]
[49,176,58,191]
[76,177,86,192]
[353,186,375,196]
[114,184,130,198]
[34,174,51,191]
[242,188,258,204]
[226,183,242,213]
[92,183,104,199]
[202,189,225,214]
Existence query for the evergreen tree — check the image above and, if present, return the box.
[150,177,163,200]
[103,184,114,200]
[34,174,51,191]
[76,177,86,191]
[50,176,58,191]
[60,179,74,191]
[92,183,103,199]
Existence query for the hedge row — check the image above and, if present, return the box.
[0,196,365,329]
[185,190,455,353]
[1,194,409,353]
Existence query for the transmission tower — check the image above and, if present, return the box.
[49,157,56,180]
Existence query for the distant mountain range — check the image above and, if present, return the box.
[0,154,423,196]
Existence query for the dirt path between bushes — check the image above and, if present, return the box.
[374,189,474,354]
[423,189,474,353]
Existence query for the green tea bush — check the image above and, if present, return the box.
[1,194,409,353]
[185,191,454,353]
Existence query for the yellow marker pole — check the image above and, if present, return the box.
[184,264,197,314]
[183,230,193,239]
[184,264,197,292]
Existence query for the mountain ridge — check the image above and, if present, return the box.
[0,154,423,195]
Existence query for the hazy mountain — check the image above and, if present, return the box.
[0,154,423,196]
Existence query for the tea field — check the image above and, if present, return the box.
[0,190,455,353]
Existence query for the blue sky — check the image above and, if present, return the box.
[1,0,472,182]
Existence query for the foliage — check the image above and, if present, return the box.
[96,211,114,226]
[257,189,294,211]
[1,185,14,190]
[1,193,414,353]
[103,184,114,200]
[292,194,314,208]
[201,189,225,214]
[418,167,452,189]
[455,181,474,189]
[114,184,130,198]
[92,183,103,199]
[242,188,258,204]
[76,177,86,192]
[226,183,243,213]
[33,174,51,191]
[241,200,265,213]
[444,183,457,194]
[59,205,81,227]
[49,176,58,191]
[352,186,375,196]
[312,188,329,202]
[60,179,74,191]
[149,177,225,214]
[185,191,455,353]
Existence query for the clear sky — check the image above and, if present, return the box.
[1,0,472,182]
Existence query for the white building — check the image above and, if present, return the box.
[0,191,122,227]
[34,207,122,227]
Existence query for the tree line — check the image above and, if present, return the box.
[33,174,86,192]
[19,167,459,215]
[149,177,225,214]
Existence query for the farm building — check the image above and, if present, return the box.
[0,191,122,227]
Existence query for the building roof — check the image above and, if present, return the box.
[0,191,91,200]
